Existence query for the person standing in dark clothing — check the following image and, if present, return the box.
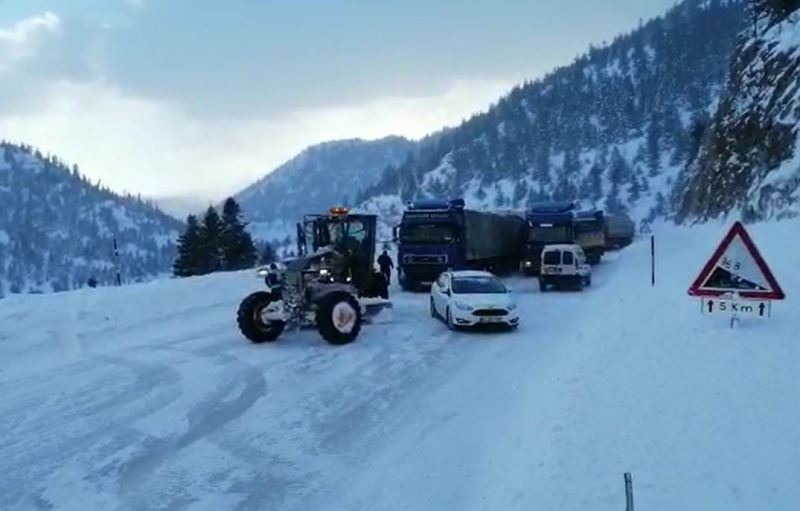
[377,250,394,284]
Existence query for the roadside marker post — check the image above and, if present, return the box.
[624,472,635,511]
[650,235,655,287]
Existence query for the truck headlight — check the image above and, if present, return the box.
[454,300,473,311]
[319,268,330,277]
[524,261,533,268]
[257,268,269,277]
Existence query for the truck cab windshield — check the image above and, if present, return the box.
[529,225,571,243]
[401,224,457,244]
[574,221,601,233]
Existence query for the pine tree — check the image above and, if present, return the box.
[220,198,258,271]
[628,173,643,202]
[605,183,625,213]
[646,121,661,176]
[260,242,277,265]
[513,181,528,206]
[173,215,204,277]
[199,206,223,274]
[589,163,604,201]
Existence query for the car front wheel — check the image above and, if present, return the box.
[446,307,456,330]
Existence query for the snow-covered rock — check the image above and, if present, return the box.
[677,2,800,221]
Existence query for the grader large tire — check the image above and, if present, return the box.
[316,292,362,345]
[237,292,285,343]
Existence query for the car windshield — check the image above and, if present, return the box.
[401,223,457,244]
[451,276,507,294]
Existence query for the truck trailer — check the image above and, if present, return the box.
[573,210,606,264]
[395,198,526,290]
[604,213,636,249]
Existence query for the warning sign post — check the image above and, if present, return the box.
[689,222,784,326]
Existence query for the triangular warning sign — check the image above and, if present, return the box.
[688,222,785,300]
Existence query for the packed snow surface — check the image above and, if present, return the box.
[1,221,798,510]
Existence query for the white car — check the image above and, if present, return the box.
[430,270,519,330]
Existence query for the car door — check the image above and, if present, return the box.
[562,250,575,275]
[439,274,453,315]
[432,274,448,315]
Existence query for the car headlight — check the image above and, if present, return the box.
[507,302,518,311]
[453,300,473,311]
[319,268,330,276]
[257,268,269,277]
[524,261,533,268]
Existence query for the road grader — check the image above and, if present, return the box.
[237,207,391,345]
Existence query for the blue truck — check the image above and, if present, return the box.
[395,198,526,291]
[522,202,576,276]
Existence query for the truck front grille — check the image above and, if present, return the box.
[404,254,448,264]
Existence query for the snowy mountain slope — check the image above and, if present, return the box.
[1,219,798,510]
[356,0,746,224]
[0,142,182,297]
[678,1,800,221]
[234,136,415,245]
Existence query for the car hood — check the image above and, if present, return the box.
[451,293,515,309]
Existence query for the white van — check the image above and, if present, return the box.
[539,244,592,292]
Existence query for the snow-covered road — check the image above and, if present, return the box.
[1,221,798,511]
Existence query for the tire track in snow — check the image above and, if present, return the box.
[116,350,267,509]
[0,356,184,511]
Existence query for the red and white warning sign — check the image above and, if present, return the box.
[688,221,785,300]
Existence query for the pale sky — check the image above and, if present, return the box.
[0,0,677,200]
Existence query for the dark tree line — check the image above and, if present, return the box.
[173,198,258,277]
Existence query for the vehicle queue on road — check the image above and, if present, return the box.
[394,198,635,331]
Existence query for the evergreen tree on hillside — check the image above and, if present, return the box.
[646,121,661,176]
[173,215,203,277]
[199,206,223,274]
[348,0,745,220]
[259,242,277,265]
[220,198,258,271]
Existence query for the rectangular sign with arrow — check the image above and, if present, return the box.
[701,297,771,319]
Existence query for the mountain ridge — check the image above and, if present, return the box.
[0,142,181,297]
[234,135,415,245]
[354,0,747,226]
